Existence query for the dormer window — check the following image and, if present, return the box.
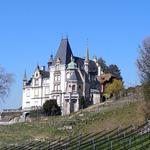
[56,57,61,65]
[66,73,70,79]
[36,73,38,77]
[35,79,39,85]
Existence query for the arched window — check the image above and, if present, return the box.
[72,85,75,91]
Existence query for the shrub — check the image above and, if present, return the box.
[43,99,61,116]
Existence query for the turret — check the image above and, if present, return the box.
[23,70,27,87]
[67,55,77,70]
[48,54,53,68]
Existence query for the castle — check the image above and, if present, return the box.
[22,38,102,115]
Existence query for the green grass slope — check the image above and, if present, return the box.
[0,99,146,148]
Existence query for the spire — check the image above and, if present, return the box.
[85,47,89,63]
[36,64,40,70]
[84,39,89,73]
[85,38,89,63]
[23,70,27,81]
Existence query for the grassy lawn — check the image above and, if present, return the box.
[0,100,146,147]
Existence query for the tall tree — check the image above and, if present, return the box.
[106,64,122,79]
[137,37,150,119]
[0,66,13,101]
[98,57,107,72]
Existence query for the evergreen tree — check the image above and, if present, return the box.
[98,57,107,72]
[106,64,122,79]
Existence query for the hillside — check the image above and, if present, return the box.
[0,97,147,148]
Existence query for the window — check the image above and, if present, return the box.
[43,79,48,84]
[26,102,30,107]
[26,89,30,97]
[35,79,39,85]
[54,74,61,81]
[54,85,57,91]
[54,84,61,91]
[66,73,70,79]
[54,75,57,81]
[34,88,39,97]
[72,85,76,91]
[36,73,38,77]
[58,75,60,81]
[58,84,60,90]
[45,87,49,95]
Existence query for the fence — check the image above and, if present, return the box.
[1,122,150,150]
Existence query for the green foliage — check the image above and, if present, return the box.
[104,79,124,98]
[79,96,86,109]
[106,64,122,79]
[98,57,107,72]
[98,58,122,79]
[29,109,43,118]
[0,100,146,148]
[43,100,61,116]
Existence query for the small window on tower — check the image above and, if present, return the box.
[66,73,70,79]
[72,85,75,91]
[58,75,60,81]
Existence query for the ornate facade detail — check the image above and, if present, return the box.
[22,38,101,115]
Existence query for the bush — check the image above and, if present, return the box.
[79,96,86,109]
[104,79,124,99]
[43,100,61,116]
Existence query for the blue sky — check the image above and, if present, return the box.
[0,0,150,109]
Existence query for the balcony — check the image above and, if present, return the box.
[51,90,62,94]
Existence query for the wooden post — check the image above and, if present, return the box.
[92,138,96,150]
[110,141,113,150]
[129,138,131,149]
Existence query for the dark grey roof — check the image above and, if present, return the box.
[74,56,98,73]
[53,38,73,65]
[68,70,82,82]
[39,70,49,78]
[26,78,32,86]
[80,70,89,82]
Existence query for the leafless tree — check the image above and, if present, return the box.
[137,37,150,119]
[0,66,13,101]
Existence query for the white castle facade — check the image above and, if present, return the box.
[22,38,101,115]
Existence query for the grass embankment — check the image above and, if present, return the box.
[0,100,146,147]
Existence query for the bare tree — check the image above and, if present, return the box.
[137,37,150,119]
[0,66,13,101]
